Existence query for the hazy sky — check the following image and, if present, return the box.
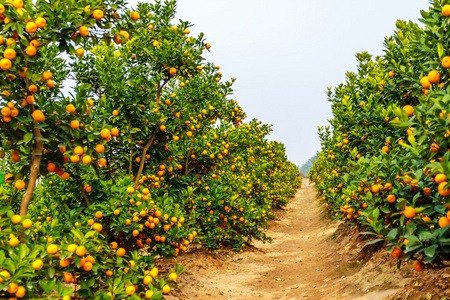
[129,0,427,166]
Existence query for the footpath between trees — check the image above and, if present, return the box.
[162,180,450,300]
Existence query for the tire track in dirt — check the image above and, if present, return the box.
[167,180,400,300]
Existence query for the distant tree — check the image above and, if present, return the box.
[299,154,317,175]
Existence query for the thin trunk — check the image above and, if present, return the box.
[132,129,157,189]
[73,174,92,206]
[20,122,44,216]
[128,119,133,176]
[185,132,197,177]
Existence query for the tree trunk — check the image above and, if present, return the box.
[20,125,44,216]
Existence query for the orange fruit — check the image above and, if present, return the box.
[160,125,166,131]
[428,70,440,83]
[145,290,154,298]
[387,195,396,203]
[0,270,10,283]
[25,22,37,33]
[93,223,102,232]
[92,9,104,20]
[9,237,19,247]
[32,110,45,121]
[15,286,25,298]
[22,219,32,229]
[404,207,416,219]
[117,248,126,257]
[8,282,19,294]
[82,155,92,164]
[439,216,450,228]
[169,67,177,75]
[47,162,57,172]
[76,48,84,57]
[111,241,118,249]
[29,84,38,93]
[98,158,107,167]
[46,80,55,88]
[4,48,16,60]
[100,128,110,139]
[74,146,84,156]
[36,17,46,28]
[32,259,43,270]
[83,261,93,271]
[43,71,52,80]
[70,120,80,129]
[420,76,430,88]
[391,246,402,258]
[205,43,211,49]
[66,104,76,113]
[168,273,178,281]
[14,180,25,190]
[131,11,139,20]
[443,56,450,68]
[67,244,77,252]
[112,110,119,116]
[79,26,89,37]
[149,267,158,278]
[435,173,447,184]
[70,155,80,163]
[111,128,119,136]
[402,105,414,116]
[162,285,170,294]
[47,244,58,254]
[0,58,12,70]
[63,272,73,283]
[413,261,424,272]
[126,285,135,295]
[30,39,40,47]
[370,185,379,193]
[25,45,37,56]
[76,245,86,256]
[443,4,450,16]
[127,187,134,194]
[60,258,70,267]
[438,182,450,196]
[61,172,70,180]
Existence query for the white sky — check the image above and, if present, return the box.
[128,0,427,166]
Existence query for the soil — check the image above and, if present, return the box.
[161,180,450,300]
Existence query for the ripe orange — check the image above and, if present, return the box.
[82,155,92,164]
[9,237,19,247]
[162,285,170,294]
[60,259,70,267]
[127,186,134,194]
[413,260,424,272]
[370,185,379,193]
[117,248,126,257]
[111,128,119,136]
[79,26,89,37]
[32,110,45,121]
[126,285,135,295]
[14,180,26,190]
[76,245,86,256]
[83,261,93,271]
[391,246,402,258]
[439,216,450,228]
[443,4,450,16]
[74,146,84,156]
[46,80,55,88]
[131,11,140,20]
[15,286,25,298]
[46,162,56,172]
[67,244,77,252]
[404,207,416,219]
[428,70,440,83]
[92,9,104,20]
[4,48,16,60]
[100,128,110,138]
[29,84,38,93]
[168,273,178,281]
[47,244,58,254]
[66,104,76,113]
[169,67,177,75]
[402,105,414,116]
[93,223,102,232]
[8,282,19,293]
[160,125,166,131]
[435,173,447,184]
[63,272,73,283]
[0,58,12,70]
[70,120,80,129]
[387,195,396,203]
[25,22,37,33]
[205,43,211,49]
[25,45,37,56]
[70,155,80,163]
[36,17,46,28]
[22,219,32,229]
[98,158,107,167]
[112,110,119,116]
[438,182,450,196]
[443,56,450,68]
[76,48,84,57]
[420,76,430,88]
[32,259,43,270]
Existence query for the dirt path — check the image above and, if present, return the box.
[168,180,402,300]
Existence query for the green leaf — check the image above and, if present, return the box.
[23,133,33,144]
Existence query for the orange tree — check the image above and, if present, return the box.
[310,2,450,269]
